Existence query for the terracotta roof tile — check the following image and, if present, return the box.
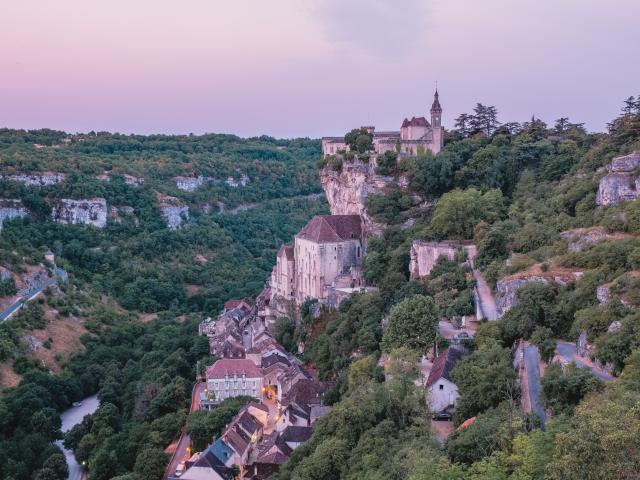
[426,346,467,387]
[206,359,261,379]
[296,215,362,243]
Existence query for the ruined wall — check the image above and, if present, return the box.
[0,199,28,229]
[409,241,458,279]
[319,160,390,236]
[52,198,107,228]
[596,151,640,206]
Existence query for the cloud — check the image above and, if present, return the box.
[309,0,430,57]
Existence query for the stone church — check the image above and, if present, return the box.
[270,215,365,311]
[321,90,444,157]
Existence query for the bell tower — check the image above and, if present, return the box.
[430,89,443,153]
[430,89,442,128]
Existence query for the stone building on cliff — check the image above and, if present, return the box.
[321,90,444,157]
[269,215,366,312]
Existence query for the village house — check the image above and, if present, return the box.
[321,90,443,157]
[206,359,263,402]
[426,346,468,414]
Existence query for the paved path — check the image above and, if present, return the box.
[556,341,614,382]
[523,345,545,430]
[164,382,206,480]
[1,269,66,322]
[56,395,100,480]
[465,246,499,321]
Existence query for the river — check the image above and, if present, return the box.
[55,395,100,480]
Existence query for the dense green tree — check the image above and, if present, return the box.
[451,342,519,423]
[541,362,603,415]
[382,295,438,352]
[133,447,168,480]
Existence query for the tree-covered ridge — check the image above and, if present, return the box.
[0,129,322,209]
[0,130,328,479]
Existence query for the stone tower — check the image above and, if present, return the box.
[430,89,443,151]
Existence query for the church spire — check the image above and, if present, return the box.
[430,88,442,128]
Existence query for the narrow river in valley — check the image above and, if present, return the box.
[56,395,100,480]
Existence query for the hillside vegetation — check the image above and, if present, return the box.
[275,96,640,479]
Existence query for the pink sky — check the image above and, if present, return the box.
[1,0,639,137]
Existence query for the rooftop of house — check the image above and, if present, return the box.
[209,438,234,465]
[296,215,362,244]
[426,346,468,387]
[206,358,261,379]
[183,447,232,480]
[280,426,313,444]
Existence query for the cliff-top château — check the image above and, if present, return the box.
[321,90,444,157]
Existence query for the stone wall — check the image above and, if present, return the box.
[596,151,640,206]
[52,198,107,228]
[0,199,28,229]
[409,241,459,279]
[0,172,66,186]
[560,227,608,252]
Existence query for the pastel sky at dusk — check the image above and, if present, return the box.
[1,0,639,137]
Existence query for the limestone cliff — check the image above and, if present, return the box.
[596,151,640,206]
[319,159,391,236]
[0,172,66,186]
[52,198,108,228]
[157,194,189,229]
[0,199,28,229]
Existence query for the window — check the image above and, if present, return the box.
[439,384,444,390]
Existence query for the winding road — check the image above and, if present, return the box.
[523,345,545,430]
[56,395,100,480]
[556,341,614,382]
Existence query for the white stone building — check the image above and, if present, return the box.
[426,346,467,413]
[206,359,262,402]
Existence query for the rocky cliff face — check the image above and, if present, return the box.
[409,241,459,279]
[596,151,640,206]
[319,160,391,236]
[560,227,608,252]
[52,198,108,228]
[0,172,66,186]
[157,194,189,229]
[175,176,211,192]
[495,276,549,317]
[0,199,28,229]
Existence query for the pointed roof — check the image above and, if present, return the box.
[278,244,295,261]
[296,215,362,243]
[426,346,467,387]
[431,89,442,112]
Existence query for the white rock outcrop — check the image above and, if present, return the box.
[596,151,640,206]
[52,198,107,228]
[157,195,189,229]
[495,276,549,317]
[0,172,66,186]
[319,159,391,236]
[409,241,459,279]
[175,176,212,192]
[225,174,250,188]
[0,199,28,230]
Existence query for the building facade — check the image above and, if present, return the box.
[322,90,444,157]
[206,359,262,402]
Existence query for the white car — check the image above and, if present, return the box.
[175,462,186,477]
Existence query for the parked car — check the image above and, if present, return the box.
[457,332,470,338]
[432,411,453,421]
[175,462,186,477]
[72,401,83,407]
